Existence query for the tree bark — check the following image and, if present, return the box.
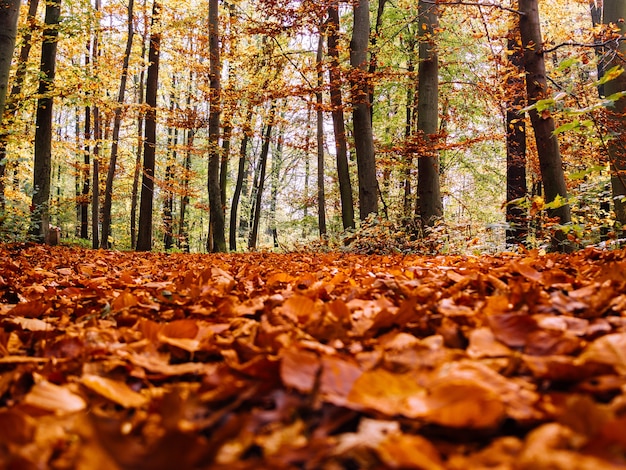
[0,0,39,217]
[327,2,354,230]
[505,35,528,245]
[100,0,135,249]
[31,0,61,243]
[350,0,378,220]
[603,0,626,230]
[230,107,253,251]
[179,126,193,252]
[416,0,443,228]
[316,32,327,236]
[136,0,161,252]
[130,25,147,249]
[0,0,20,123]
[519,0,572,250]
[248,103,275,250]
[207,0,226,252]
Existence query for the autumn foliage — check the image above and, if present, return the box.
[1,244,626,468]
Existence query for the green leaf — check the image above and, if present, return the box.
[557,57,580,71]
[594,65,624,87]
[553,120,581,135]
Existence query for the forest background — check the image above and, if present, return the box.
[0,0,625,255]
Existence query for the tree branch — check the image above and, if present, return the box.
[542,37,625,54]
[421,0,522,15]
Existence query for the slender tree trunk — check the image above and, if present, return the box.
[367,0,387,120]
[416,0,443,228]
[136,0,161,252]
[1,0,39,217]
[81,97,90,240]
[230,107,252,251]
[130,31,147,249]
[327,3,354,230]
[100,0,135,248]
[519,0,572,250]
[604,0,626,231]
[403,44,417,219]
[0,0,20,122]
[90,0,101,249]
[92,106,101,249]
[350,0,378,220]
[207,0,226,252]
[269,127,283,248]
[163,121,176,250]
[31,0,61,243]
[590,1,605,98]
[179,126,193,252]
[248,103,275,250]
[316,33,327,236]
[505,35,528,245]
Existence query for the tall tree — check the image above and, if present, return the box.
[416,0,443,228]
[31,0,61,243]
[316,32,327,236]
[100,0,135,248]
[327,2,354,230]
[230,106,253,251]
[0,0,39,216]
[603,0,626,230]
[505,34,528,245]
[136,0,161,251]
[519,0,572,250]
[248,103,275,250]
[207,0,226,252]
[350,0,378,220]
[0,0,20,123]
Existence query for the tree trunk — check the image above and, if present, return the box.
[604,0,626,231]
[179,126,193,252]
[136,0,161,252]
[130,29,147,249]
[403,43,417,219]
[248,103,275,250]
[207,0,226,252]
[0,0,20,123]
[590,1,605,98]
[100,0,135,249]
[230,107,253,251]
[163,123,176,250]
[0,0,39,218]
[350,0,378,220]
[269,126,283,249]
[92,105,101,249]
[416,0,443,228]
[519,0,572,250]
[327,2,354,230]
[367,0,387,121]
[505,35,528,246]
[31,0,61,243]
[316,32,327,236]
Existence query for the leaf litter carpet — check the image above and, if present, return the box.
[1,243,626,469]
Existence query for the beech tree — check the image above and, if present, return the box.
[136,0,161,252]
[31,0,61,243]
[519,0,572,250]
[0,0,20,122]
[327,2,354,230]
[350,0,378,220]
[505,33,527,245]
[100,0,135,249]
[207,0,226,252]
[603,0,626,230]
[416,0,443,227]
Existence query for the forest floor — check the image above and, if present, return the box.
[1,243,626,469]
